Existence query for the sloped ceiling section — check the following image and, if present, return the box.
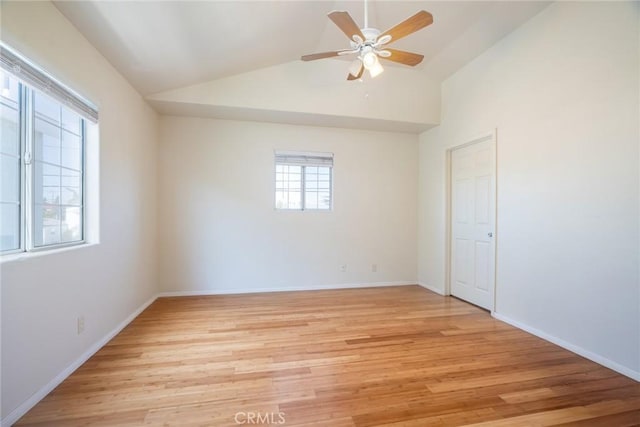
[54,1,551,132]
[146,59,441,133]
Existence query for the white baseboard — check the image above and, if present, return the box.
[1,295,158,427]
[158,281,417,297]
[492,312,640,382]
[417,282,446,296]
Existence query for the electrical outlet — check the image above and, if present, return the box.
[77,316,85,335]
[372,263,377,273]
[340,264,347,272]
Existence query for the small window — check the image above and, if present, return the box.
[275,151,333,211]
[0,43,97,255]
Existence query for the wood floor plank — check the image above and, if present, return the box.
[14,286,640,426]
[553,409,640,426]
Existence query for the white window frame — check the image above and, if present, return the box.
[1,43,96,255]
[274,151,334,211]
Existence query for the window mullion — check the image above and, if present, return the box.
[19,83,27,252]
[23,86,34,251]
[81,120,86,242]
[58,108,63,244]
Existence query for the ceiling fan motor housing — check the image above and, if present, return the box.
[351,28,386,65]
[360,28,381,43]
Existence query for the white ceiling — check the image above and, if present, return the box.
[54,1,550,96]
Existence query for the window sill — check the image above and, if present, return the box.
[0,241,99,265]
[274,208,334,212]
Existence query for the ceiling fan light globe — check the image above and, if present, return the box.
[362,51,378,69]
[369,60,384,78]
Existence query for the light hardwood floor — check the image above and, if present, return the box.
[16,286,640,426]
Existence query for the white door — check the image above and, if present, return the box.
[450,137,496,310]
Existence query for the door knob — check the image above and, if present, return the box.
[488,232,493,238]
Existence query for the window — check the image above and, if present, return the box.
[275,151,333,210]
[0,44,98,254]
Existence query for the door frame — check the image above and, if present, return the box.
[445,129,498,312]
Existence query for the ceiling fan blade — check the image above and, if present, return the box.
[382,49,425,66]
[328,11,365,42]
[347,64,364,80]
[301,51,343,61]
[378,11,433,44]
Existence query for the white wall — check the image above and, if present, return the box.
[417,126,445,295]
[158,117,418,293]
[1,1,159,421]
[418,2,640,376]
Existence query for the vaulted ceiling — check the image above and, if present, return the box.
[54,1,550,96]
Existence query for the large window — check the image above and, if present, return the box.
[275,151,333,210]
[0,44,97,254]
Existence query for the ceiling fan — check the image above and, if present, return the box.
[301,0,433,80]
